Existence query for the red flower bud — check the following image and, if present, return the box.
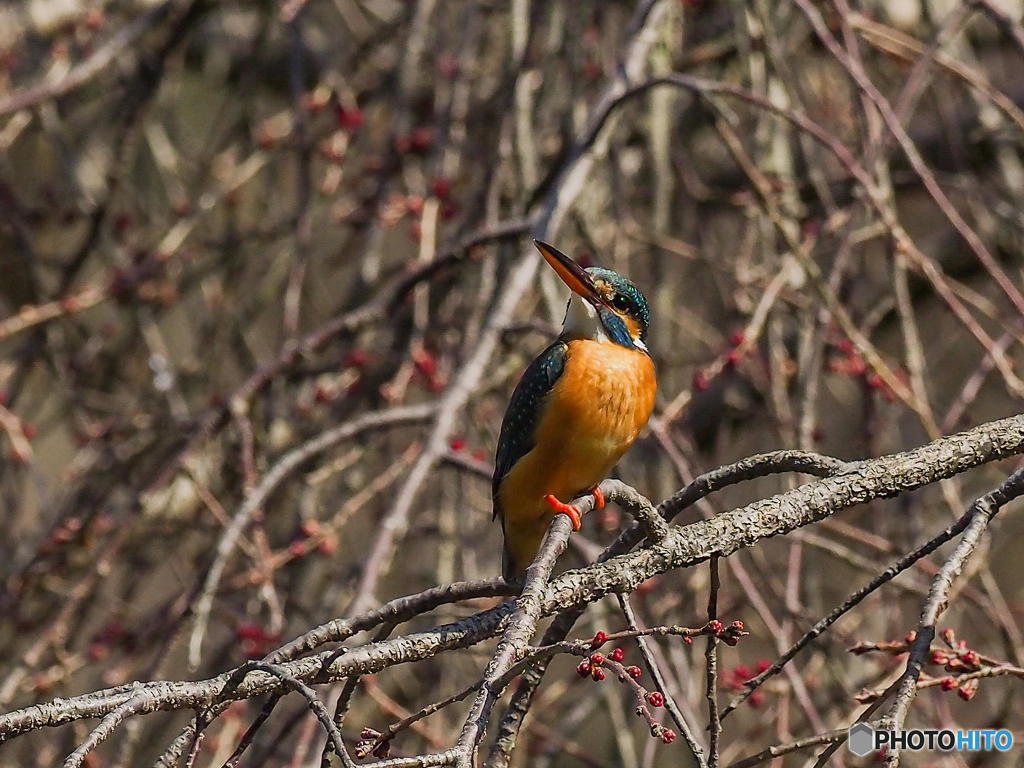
[960,650,980,668]
[625,665,642,679]
[709,620,724,632]
[731,620,745,631]
[660,728,677,744]
[591,667,606,681]
[940,627,956,647]
[930,650,949,665]
[591,631,608,648]
[940,677,958,691]
[589,652,605,667]
[576,661,591,678]
[958,679,979,701]
[610,647,625,662]
[756,659,772,673]
[729,331,745,347]
[645,691,665,707]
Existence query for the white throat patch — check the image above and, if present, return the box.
[562,293,608,343]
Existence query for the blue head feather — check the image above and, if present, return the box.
[586,267,651,347]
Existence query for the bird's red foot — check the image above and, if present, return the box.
[589,485,606,510]
[544,494,582,530]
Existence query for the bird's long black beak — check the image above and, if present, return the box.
[533,240,605,305]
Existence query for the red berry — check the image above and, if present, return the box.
[413,350,437,377]
[625,665,642,679]
[576,660,591,678]
[591,631,608,648]
[235,623,265,641]
[335,106,364,130]
[660,728,677,744]
[610,647,625,662]
[344,349,369,367]
[645,691,665,707]
[409,127,433,153]
[591,667,606,681]
[589,652,605,667]
[431,178,451,199]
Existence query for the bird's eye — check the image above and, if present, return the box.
[611,293,631,312]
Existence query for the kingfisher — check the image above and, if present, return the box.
[492,240,657,579]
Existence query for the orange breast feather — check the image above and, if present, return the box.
[498,339,656,572]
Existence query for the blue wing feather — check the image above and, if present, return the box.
[492,341,567,521]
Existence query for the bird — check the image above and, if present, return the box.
[492,240,656,579]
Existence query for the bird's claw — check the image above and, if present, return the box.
[544,494,582,530]
[544,486,605,531]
